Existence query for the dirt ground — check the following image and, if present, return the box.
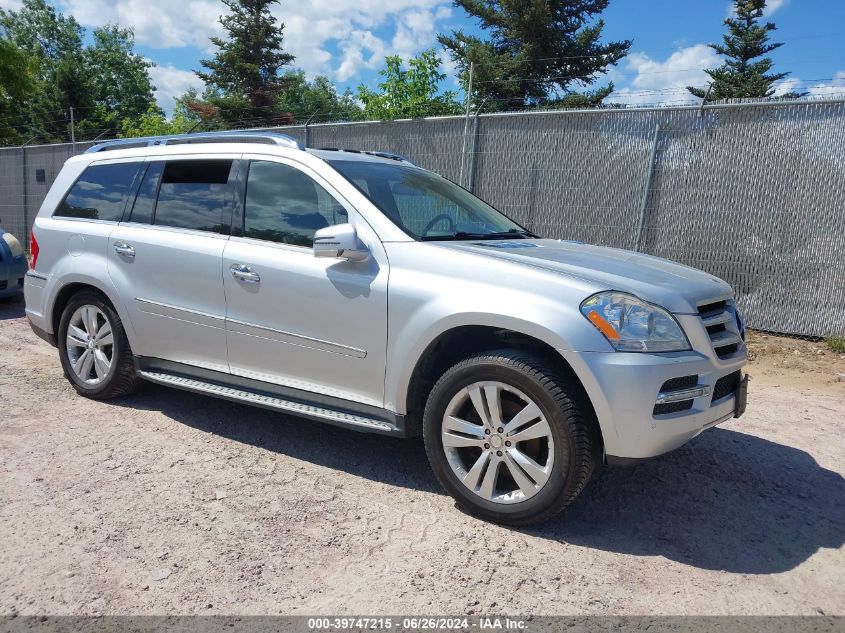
[0,298,843,616]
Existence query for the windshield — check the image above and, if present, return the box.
[325,159,534,241]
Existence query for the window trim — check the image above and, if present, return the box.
[53,158,145,224]
[237,156,356,250]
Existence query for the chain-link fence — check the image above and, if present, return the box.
[1,99,844,338]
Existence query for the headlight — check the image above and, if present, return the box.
[580,291,690,352]
[2,232,24,259]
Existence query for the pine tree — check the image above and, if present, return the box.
[438,0,630,110]
[196,0,294,124]
[688,0,798,101]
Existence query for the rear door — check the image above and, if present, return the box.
[108,156,238,373]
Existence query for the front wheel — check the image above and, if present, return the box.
[422,350,601,525]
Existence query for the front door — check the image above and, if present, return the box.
[222,156,388,407]
[108,157,237,373]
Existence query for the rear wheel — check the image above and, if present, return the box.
[58,290,142,399]
[423,349,600,525]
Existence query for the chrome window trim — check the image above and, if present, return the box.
[119,223,230,240]
[49,216,120,226]
[227,234,311,254]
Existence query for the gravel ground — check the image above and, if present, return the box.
[0,298,843,616]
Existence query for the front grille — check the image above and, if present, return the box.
[712,370,742,402]
[659,375,698,391]
[654,400,694,415]
[698,300,726,314]
[698,300,742,359]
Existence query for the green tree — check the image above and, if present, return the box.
[358,49,461,120]
[0,38,37,143]
[275,71,363,122]
[86,26,156,123]
[197,0,295,125]
[439,0,630,110]
[1,0,158,143]
[0,0,86,142]
[688,0,798,101]
[118,104,195,138]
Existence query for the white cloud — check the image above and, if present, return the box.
[765,0,787,14]
[56,0,454,86]
[57,0,224,49]
[149,64,205,114]
[0,0,22,10]
[726,0,787,19]
[807,71,845,98]
[772,76,803,97]
[272,0,452,82]
[607,44,721,106]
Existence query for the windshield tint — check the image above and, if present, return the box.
[326,159,531,240]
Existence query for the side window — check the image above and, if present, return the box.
[244,161,346,247]
[127,162,163,224]
[55,162,140,221]
[153,160,233,232]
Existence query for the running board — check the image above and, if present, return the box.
[138,370,398,434]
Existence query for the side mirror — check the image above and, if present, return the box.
[313,224,369,262]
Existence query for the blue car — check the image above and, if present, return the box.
[0,224,28,300]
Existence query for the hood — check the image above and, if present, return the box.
[436,239,732,314]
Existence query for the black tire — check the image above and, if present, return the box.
[422,349,601,526]
[57,289,142,400]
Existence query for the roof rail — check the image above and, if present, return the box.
[85,130,303,153]
[316,147,415,165]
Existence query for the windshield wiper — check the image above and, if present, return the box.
[422,229,537,242]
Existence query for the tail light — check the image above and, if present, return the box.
[29,231,39,269]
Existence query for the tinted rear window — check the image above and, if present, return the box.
[55,163,140,221]
[153,160,234,233]
[127,162,164,224]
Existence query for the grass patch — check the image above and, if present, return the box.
[826,335,845,353]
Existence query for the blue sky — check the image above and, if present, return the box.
[3,0,843,114]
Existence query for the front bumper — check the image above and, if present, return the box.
[564,345,747,461]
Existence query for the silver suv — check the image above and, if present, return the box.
[24,131,748,525]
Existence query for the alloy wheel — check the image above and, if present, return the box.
[65,305,114,386]
[441,381,555,504]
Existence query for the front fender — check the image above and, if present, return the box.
[383,287,611,413]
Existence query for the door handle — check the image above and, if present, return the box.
[114,242,135,259]
[230,263,260,283]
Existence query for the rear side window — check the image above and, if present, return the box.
[153,160,234,232]
[55,163,140,221]
[127,162,164,224]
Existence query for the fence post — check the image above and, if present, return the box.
[634,123,660,252]
[21,145,29,248]
[303,110,320,148]
[459,62,474,187]
[466,98,489,193]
